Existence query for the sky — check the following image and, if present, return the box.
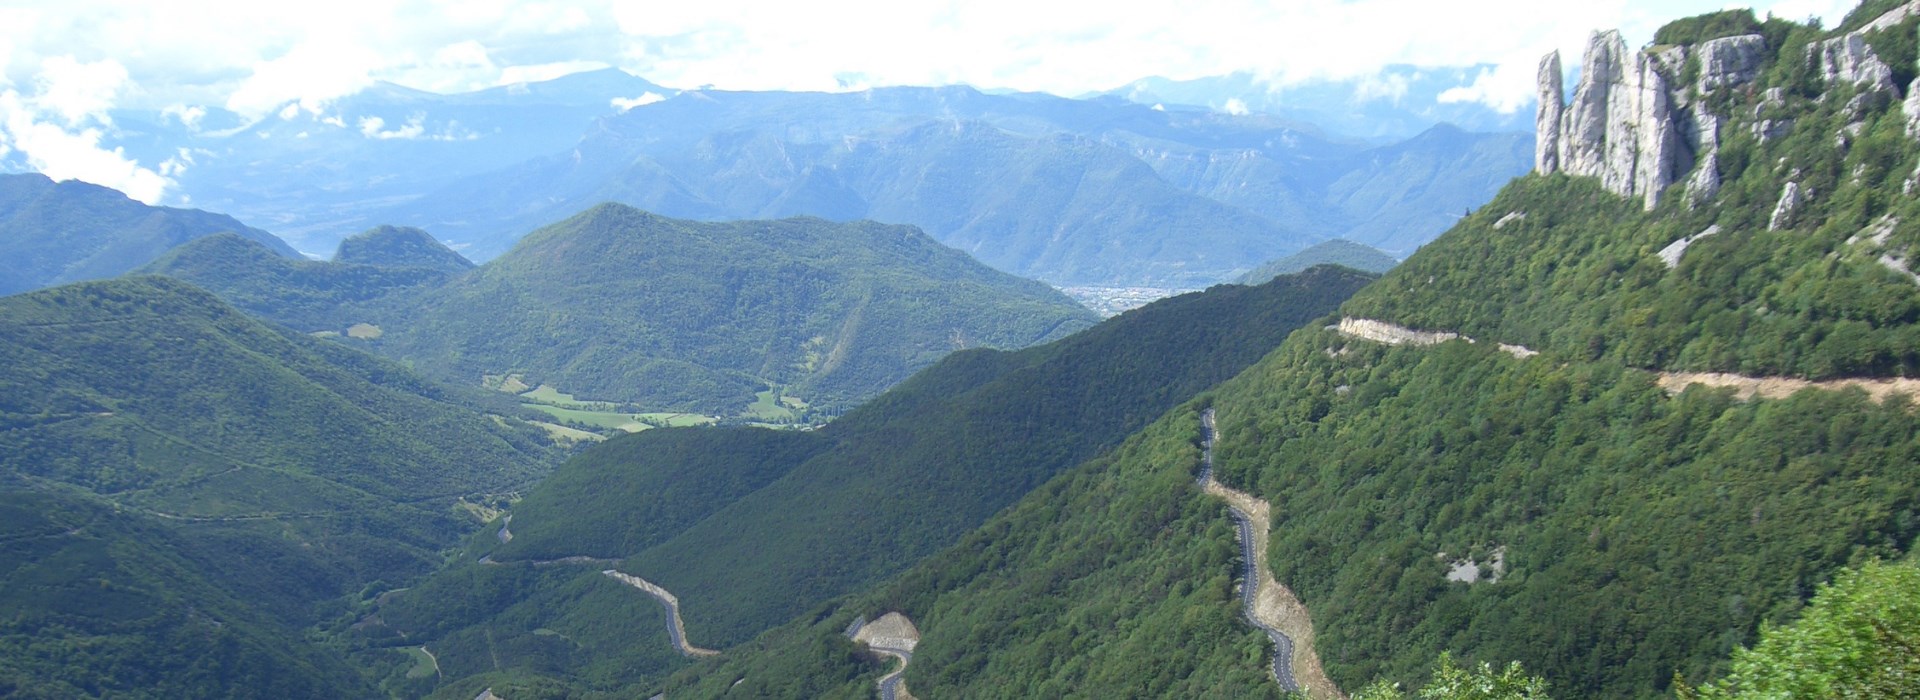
[0,0,1865,203]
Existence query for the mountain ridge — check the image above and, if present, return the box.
[0,173,297,297]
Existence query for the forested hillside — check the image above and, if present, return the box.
[0,276,559,697]
[355,266,1373,696]
[657,6,1920,698]
[143,205,1099,417]
[367,204,1100,414]
[0,173,297,296]
[333,225,476,272]
[138,233,455,332]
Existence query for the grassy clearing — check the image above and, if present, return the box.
[521,404,718,433]
[529,420,605,443]
[518,384,619,410]
[346,323,383,339]
[522,403,648,431]
[482,373,531,394]
[742,388,808,422]
[454,498,507,523]
[401,646,436,679]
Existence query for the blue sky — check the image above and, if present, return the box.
[0,0,1866,202]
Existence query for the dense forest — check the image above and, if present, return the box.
[0,277,561,696]
[358,266,1374,695]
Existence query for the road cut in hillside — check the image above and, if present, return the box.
[602,570,721,657]
[851,612,921,700]
[1657,372,1920,403]
[1335,317,1535,358]
[1336,317,1920,404]
[1199,409,1344,699]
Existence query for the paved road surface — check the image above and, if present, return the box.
[1199,408,1300,692]
[872,647,913,700]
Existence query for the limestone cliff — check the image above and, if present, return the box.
[1535,31,1694,211]
[1534,3,1918,211]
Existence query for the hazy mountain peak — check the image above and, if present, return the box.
[333,225,474,272]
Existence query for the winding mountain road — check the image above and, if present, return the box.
[873,647,912,700]
[850,612,921,700]
[1198,409,1342,699]
[603,570,721,658]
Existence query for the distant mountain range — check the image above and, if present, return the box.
[100,68,674,252]
[375,87,1530,285]
[24,68,1530,287]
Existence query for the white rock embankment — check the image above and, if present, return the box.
[1335,318,1537,359]
[1335,318,1460,346]
[1657,372,1920,402]
[852,613,921,700]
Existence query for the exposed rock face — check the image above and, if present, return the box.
[1535,31,1732,210]
[1695,35,1769,92]
[1810,33,1898,95]
[1769,182,1804,230]
[1536,18,1914,212]
[1536,52,1564,173]
[1905,79,1920,139]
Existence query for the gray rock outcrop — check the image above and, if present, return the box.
[1769,182,1804,231]
[1537,17,1915,212]
[1536,52,1564,173]
[1905,78,1920,138]
[1810,33,1897,95]
[1694,35,1769,92]
[1536,31,1691,210]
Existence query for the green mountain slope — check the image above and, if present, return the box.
[359,266,1373,696]
[143,206,1098,418]
[1237,239,1400,285]
[0,491,372,699]
[0,276,558,697]
[0,173,298,296]
[372,203,1101,414]
[662,406,1278,699]
[334,225,476,272]
[137,233,454,331]
[659,7,1920,698]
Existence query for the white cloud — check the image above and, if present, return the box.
[0,0,1879,139]
[161,104,206,129]
[1353,71,1411,104]
[158,147,194,177]
[1222,97,1249,116]
[611,92,665,112]
[228,39,385,119]
[0,53,175,202]
[0,90,172,203]
[1437,61,1536,114]
[32,57,127,127]
[358,114,427,139]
